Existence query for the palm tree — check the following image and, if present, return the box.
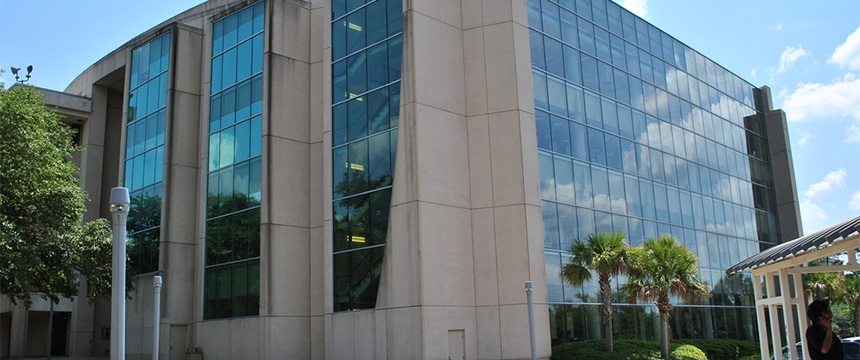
[623,236,709,359]
[802,272,843,301]
[561,231,631,353]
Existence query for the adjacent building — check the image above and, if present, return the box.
[1,0,801,358]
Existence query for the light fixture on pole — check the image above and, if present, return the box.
[153,276,162,360]
[10,65,33,84]
[525,281,536,360]
[110,187,130,360]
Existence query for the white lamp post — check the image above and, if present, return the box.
[110,187,130,360]
[525,281,536,360]
[153,276,162,360]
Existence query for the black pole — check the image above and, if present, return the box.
[47,299,54,360]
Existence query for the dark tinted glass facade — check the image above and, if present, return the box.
[331,0,402,312]
[204,2,264,319]
[527,0,779,344]
[125,33,170,275]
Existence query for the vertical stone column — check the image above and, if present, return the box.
[760,86,803,240]
[161,23,204,360]
[308,0,328,357]
[7,302,27,357]
[460,1,550,359]
[262,0,314,358]
[376,0,551,358]
[68,85,102,357]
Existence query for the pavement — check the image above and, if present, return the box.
[5,357,108,360]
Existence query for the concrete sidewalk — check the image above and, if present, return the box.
[5,357,108,360]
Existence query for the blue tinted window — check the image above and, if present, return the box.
[533,71,549,111]
[625,175,641,217]
[530,29,546,70]
[536,110,552,150]
[333,0,401,313]
[205,4,264,320]
[573,160,593,206]
[528,0,542,29]
[594,27,611,63]
[539,152,556,200]
[551,115,571,155]
[124,32,170,275]
[563,46,581,85]
[567,83,585,121]
[598,62,614,98]
[581,55,599,92]
[601,97,618,134]
[587,128,605,165]
[541,0,561,38]
[560,10,578,46]
[570,121,588,161]
[578,20,595,56]
[608,171,626,214]
[584,90,602,127]
[548,76,567,115]
[555,156,575,204]
[604,134,622,171]
[545,37,565,78]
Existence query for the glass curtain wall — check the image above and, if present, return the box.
[125,33,170,275]
[527,0,778,344]
[331,0,402,312]
[204,2,264,319]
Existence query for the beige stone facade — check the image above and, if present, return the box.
[2,0,553,359]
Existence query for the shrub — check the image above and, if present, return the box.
[550,340,617,360]
[674,339,759,360]
[551,339,662,360]
[738,355,761,360]
[670,344,708,360]
[551,338,760,360]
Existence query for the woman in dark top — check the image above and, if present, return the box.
[806,299,843,360]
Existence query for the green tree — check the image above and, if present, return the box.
[561,231,632,353]
[624,236,709,359]
[0,84,113,306]
[837,273,860,337]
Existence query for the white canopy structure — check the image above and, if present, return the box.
[726,215,860,360]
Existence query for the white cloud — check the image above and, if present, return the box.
[621,0,647,19]
[797,132,811,147]
[804,168,847,199]
[782,74,860,122]
[777,46,810,73]
[800,199,828,226]
[846,122,860,143]
[850,191,860,210]
[771,23,784,32]
[829,26,860,71]
[751,68,758,79]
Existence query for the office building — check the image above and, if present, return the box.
[0,0,800,358]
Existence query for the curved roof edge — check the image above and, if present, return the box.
[726,215,860,276]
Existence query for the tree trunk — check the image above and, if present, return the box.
[660,310,670,359]
[600,275,613,353]
[855,297,860,337]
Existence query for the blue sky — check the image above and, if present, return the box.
[2,0,858,236]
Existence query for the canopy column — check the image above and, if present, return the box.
[793,271,809,360]
[765,272,784,359]
[753,274,770,360]
[779,268,799,360]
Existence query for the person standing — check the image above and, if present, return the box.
[806,299,844,360]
